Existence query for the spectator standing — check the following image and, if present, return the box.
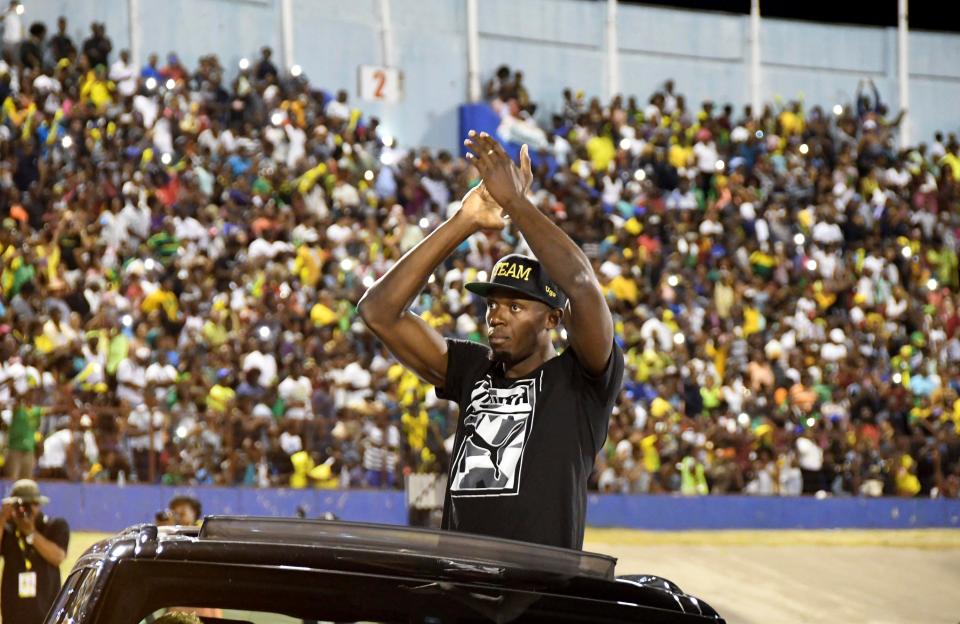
[1,1,24,61]
[46,16,74,65]
[81,21,111,68]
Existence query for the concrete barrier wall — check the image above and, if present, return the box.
[6,481,959,533]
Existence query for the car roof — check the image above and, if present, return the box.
[79,516,615,581]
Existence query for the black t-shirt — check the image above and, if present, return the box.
[437,339,623,549]
[1,515,70,624]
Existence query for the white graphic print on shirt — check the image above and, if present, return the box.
[450,376,537,497]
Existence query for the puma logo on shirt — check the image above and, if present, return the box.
[449,376,537,496]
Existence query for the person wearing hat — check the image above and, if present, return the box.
[359,132,623,550]
[0,479,69,624]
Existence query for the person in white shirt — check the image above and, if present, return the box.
[145,354,178,403]
[119,192,152,243]
[796,432,825,494]
[324,90,350,122]
[126,404,165,482]
[116,348,149,406]
[110,49,138,98]
[37,416,98,480]
[242,343,277,387]
[1,1,23,58]
[278,373,312,420]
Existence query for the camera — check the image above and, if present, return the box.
[9,498,31,519]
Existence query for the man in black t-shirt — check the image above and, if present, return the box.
[0,480,70,624]
[359,132,623,549]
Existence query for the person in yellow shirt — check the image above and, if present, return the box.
[401,405,430,453]
[940,150,960,181]
[607,273,639,306]
[207,371,236,414]
[293,245,323,287]
[202,309,230,347]
[141,278,179,321]
[79,65,116,111]
[778,101,805,137]
[668,136,693,170]
[586,133,616,172]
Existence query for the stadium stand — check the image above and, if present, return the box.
[1,16,958,500]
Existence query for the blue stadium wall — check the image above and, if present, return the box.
[13,481,960,533]
[23,0,960,152]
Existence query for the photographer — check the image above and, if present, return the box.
[0,480,69,624]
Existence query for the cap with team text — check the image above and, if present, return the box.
[465,255,567,309]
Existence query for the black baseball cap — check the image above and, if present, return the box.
[465,255,567,309]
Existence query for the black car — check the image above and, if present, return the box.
[45,516,725,623]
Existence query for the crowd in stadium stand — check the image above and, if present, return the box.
[1,13,959,499]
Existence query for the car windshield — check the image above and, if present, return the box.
[88,559,641,624]
[139,610,321,623]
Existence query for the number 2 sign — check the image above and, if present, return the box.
[358,65,403,103]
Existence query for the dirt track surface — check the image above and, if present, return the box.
[584,529,960,624]
[3,529,957,624]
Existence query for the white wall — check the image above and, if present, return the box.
[19,0,960,151]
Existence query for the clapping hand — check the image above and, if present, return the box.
[459,182,507,232]
[463,131,532,211]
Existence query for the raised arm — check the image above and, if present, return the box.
[464,132,614,375]
[358,182,506,387]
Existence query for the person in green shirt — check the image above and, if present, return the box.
[5,389,73,480]
[6,390,43,480]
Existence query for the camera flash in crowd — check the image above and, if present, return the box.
[165,78,176,90]
[793,233,805,245]
[927,278,938,290]
[290,64,303,77]
[362,275,375,288]
[160,153,172,165]
[418,217,429,229]
[15,3,23,14]
[270,111,285,126]
[799,143,809,155]
[145,77,157,90]
[833,104,843,115]
[633,169,646,181]
[239,58,250,70]
[805,259,817,271]
[667,275,680,287]
[364,170,375,181]
[901,245,912,258]
[61,135,73,149]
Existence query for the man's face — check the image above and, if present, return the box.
[484,290,558,365]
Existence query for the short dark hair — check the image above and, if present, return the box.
[169,495,202,519]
